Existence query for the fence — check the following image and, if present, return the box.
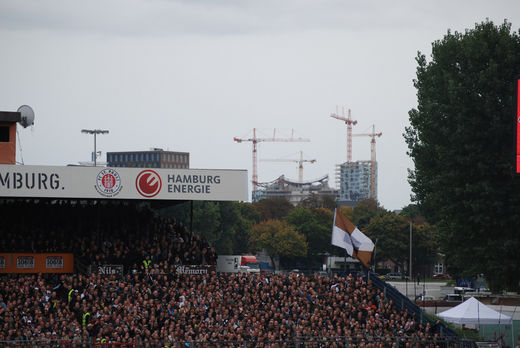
[0,337,479,348]
[368,271,459,338]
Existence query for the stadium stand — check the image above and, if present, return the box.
[0,200,216,273]
[0,200,465,347]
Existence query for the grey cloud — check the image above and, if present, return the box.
[0,0,433,37]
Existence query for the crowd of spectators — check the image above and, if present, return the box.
[0,200,217,273]
[1,200,448,346]
[0,272,446,346]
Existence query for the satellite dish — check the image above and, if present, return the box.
[17,105,35,128]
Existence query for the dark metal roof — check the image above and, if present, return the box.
[0,111,21,123]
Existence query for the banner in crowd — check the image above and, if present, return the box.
[0,165,248,201]
[175,265,216,275]
[0,253,74,273]
[96,264,124,276]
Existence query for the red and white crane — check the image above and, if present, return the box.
[261,151,316,183]
[330,107,357,162]
[352,124,382,199]
[234,129,310,192]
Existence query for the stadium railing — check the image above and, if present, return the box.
[368,271,459,338]
[0,337,478,348]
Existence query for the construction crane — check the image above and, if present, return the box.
[233,129,310,192]
[261,151,316,183]
[353,124,382,200]
[330,107,357,162]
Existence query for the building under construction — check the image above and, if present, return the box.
[329,107,381,207]
[336,160,377,206]
[253,174,338,205]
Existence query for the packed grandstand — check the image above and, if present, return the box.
[0,200,460,347]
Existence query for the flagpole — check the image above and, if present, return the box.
[510,306,517,348]
[372,238,378,272]
[344,248,347,273]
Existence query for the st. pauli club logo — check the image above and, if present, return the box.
[136,170,162,198]
[95,169,122,197]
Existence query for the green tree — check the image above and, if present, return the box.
[404,20,520,291]
[352,198,385,229]
[365,213,410,272]
[300,193,337,210]
[253,198,294,221]
[191,201,247,254]
[285,207,332,257]
[411,222,439,269]
[310,207,335,256]
[312,207,334,229]
[400,204,426,225]
[215,201,241,255]
[192,201,221,247]
[249,219,308,267]
[339,206,354,221]
[321,195,338,211]
[399,204,421,220]
[232,202,261,254]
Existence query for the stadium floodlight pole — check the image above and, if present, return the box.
[81,129,109,166]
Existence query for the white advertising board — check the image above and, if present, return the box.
[0,165,248,201]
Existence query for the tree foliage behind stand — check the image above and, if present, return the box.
[157,198,437,272]
[404,20,520,291]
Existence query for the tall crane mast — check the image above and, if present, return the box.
[261,151,316,183]
[353,124,382,200]
[234,128,310,192]
[330,107,357,162]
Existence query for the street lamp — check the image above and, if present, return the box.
[81,129,109,166]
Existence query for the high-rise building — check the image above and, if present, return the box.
[336,160,376,206]
[107,149,189,169]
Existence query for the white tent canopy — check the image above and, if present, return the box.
[438,297,512,325]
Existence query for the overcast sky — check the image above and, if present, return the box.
[1,0,519,210]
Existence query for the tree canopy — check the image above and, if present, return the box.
[252,198,294,221]
[248,219,308,265]
[285,207,333,257]
[364,213,409,272]
[352,198,385,229]
[404,20,520,291]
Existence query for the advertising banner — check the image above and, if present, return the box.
[0,165,248,201]
[0,253,73,273]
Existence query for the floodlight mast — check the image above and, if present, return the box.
[81,129,109,166]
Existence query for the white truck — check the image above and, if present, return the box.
[216,255,261,274]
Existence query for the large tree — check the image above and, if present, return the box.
[249,219,308,268]
[404,20,520,291]
[299,193,337,210]
[231,202,261,254]
[285,207,332,257]
[365,213,410,272]
[352,198,386,229]
[252,198,294,221]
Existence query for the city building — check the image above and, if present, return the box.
[253,174,338,205]
[107,148,189,169]
[0,111,20,164]
[336,160,376,206]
